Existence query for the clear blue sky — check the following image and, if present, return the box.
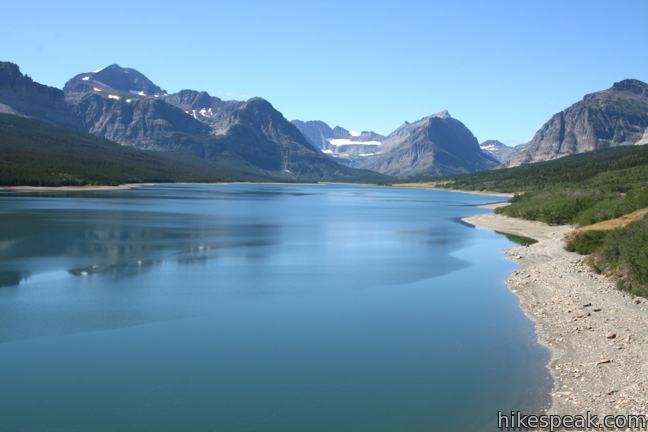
[2,0,647,144]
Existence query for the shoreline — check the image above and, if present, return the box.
[393,183,513,197]
[1,181,514,197]
[463,210,648,415]
[0,183,154,193]
[0,181,387,193]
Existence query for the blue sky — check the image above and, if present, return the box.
[2,0,647,144]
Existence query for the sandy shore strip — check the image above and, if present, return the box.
[393,183,514,197]
[463,211,648,415]
[0,183,154,193]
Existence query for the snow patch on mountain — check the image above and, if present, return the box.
[328,138,382,146]
[480,144,499,151]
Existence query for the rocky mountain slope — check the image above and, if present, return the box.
[203,98,387,180]
[479,140,518,163]
[355,111,498,178]
[67,92,210,153]
[63,66,226,154]
[64,64,165,100]
[0,61,388,183]
[163,89,243,134]
[59,64,388,182]
[290,120,335,150]
[0,113,269,186]
[291,120,385,164]
[0,62,80,129]
[508,79,648,166]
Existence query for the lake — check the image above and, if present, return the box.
[0,184,550,431]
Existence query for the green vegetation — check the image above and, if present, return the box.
[448,145,648,226]
[444,145,648,297]
[0,113,388,186]
[566,230,608,255]
[0,113,273,186]
[568,216,648,298]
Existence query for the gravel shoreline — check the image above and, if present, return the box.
[463,211,648,416]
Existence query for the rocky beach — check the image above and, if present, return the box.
[463,208,648,416]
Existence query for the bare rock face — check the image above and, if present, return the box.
[294,113,498,178]
[636,127,648,145]
[201,98,389,181]
[291,120,386,166]
[292,120,384,148]
[93,65,163,95]
[355,111,498,179]
[0,62,80,129]
[64,65,210,154]
[480,140,519,163]
[164,90,244,135]
[291,120,337,150]
[508,79,648,166]
[71,94,210,152]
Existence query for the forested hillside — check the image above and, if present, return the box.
[0,114,269,186]
[448,145,648,226]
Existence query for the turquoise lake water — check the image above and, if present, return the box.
[0,184,550,431]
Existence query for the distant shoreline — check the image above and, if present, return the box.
[462,207,648,416]
[393,182,513,197]
[2,181,515,197]
[0,183,154,193]
[0,181,366,193]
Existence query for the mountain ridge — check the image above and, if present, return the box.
[480,140,518,163]
[0,62,80,129]
[0,113,272,186]
[60,63,389,182]
[291,120,385,166]
[355,112,499,178]
[508,79,648,166]
[0,61,390,183]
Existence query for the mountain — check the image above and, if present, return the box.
[0,113,270,186]
[354,111,499,178]
[291,120,385,165]
[61,64,388,182]
[294,114,499,178]
[72,94,211,152]
[64,64,165,99]
[203,99,388,181]
[292,120,385,147]
[0,62,79,129]
[64,67,211,152]
[164,89,243,134]
[479,140,518,163]
[508,79,648,166]
[291,120,336,149]
[162,92,389,181]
